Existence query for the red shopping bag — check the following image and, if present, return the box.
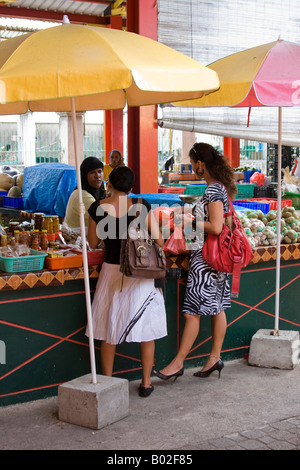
[153,207,175,231]
[163,226,189,255]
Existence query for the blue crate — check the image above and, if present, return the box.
[3,196,24,210]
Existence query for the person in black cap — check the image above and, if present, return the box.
[65,157,106,228]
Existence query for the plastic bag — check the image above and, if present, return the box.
[250,171,265,186]
[163,226,189,255]
[153,206,175,231]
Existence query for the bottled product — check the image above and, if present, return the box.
[52,215,59,233]
[14,230,20,243]
[40,230,49,251]
[34,213,44,231]
[1,235,7,247]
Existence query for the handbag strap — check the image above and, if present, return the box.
[212,182,234,218]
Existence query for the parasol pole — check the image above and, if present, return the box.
[274,106,282,336]
[70,96,97,384]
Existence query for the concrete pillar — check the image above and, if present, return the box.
[182,131,195,163]
[18,112,36,167]
[58,113,69,164]
[65,112,84,167]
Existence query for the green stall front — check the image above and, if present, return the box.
[1,244,300,406]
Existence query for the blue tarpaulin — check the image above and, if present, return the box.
[128,192,185,207]
[23,163,77,217]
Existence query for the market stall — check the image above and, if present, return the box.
[1,195,299,407]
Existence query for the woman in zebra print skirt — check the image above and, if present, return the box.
[153,143,237,381]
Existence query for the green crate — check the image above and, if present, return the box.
[236,184,256,199]
[184,184,207,195]
[0,249,47,273]
[282,192,300,210]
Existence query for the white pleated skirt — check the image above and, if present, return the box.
[86,262,167,345]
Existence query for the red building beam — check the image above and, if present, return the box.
[127,0,158,194]
[223,137,240,168]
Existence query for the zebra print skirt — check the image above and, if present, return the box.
[87,262,167,345]
[183,249,231,316]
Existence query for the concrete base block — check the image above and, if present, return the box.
[58,374,129,430]
[248,329,300,370]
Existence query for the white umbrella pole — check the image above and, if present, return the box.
[274,106,282,335]
[70,97,97,384]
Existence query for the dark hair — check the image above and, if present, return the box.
[109,166,134,193]
[189,143,237,198]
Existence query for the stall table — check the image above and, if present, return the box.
[0,244,300,406]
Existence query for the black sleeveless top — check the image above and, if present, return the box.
[88,197,151,264]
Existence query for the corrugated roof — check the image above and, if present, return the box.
[3,0,113,17]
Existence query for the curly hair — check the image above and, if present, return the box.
[189,142,237,199]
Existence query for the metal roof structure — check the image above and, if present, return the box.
[0,0,126,25]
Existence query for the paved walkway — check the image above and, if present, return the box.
[1,359,300,451]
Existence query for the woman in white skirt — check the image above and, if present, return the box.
[87,166,167,397]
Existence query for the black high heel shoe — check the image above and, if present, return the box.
[138,384,154,397]
[152,368,184,382]
[193,359,224,379]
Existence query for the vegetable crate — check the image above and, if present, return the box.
[236,184,256,198]
[234,198,292,214]
[158,185,186,194]
[282,192,300,210]
[0,249,47,273]
[0,190,8,207]
[184,184,207,195]
[3,196,24,209]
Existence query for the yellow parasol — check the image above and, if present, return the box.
[0,17,219,384]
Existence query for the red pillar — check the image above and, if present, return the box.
[223,137,240,168]
[104,15,124,163]
[127,0,158,194]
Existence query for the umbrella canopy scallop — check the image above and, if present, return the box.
[176,39,300,108]
[0,21,220,113]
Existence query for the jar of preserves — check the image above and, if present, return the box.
[31,235,40,251]
[34,213,44,231]
[1,234,7,247]
[52,215,59,233]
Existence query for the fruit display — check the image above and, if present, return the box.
[237,205,300,248]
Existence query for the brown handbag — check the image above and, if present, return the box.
[120,201,166,280]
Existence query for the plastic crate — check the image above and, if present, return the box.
[71,248,105,266]
[184,184,207,195]
[254,185,276,198]
[0,190,8,207]
[282,192,300,209]
[236,184,256,198]
[87,249,105,266]
[44,251,83,270]
[234,198,292,214]
[3,196,24,209]
[158,185,186,194]
[0,249,47,273]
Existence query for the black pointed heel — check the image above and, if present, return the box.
[138,384,154,397]
[152,367,184,382]
[193,359,224,379]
